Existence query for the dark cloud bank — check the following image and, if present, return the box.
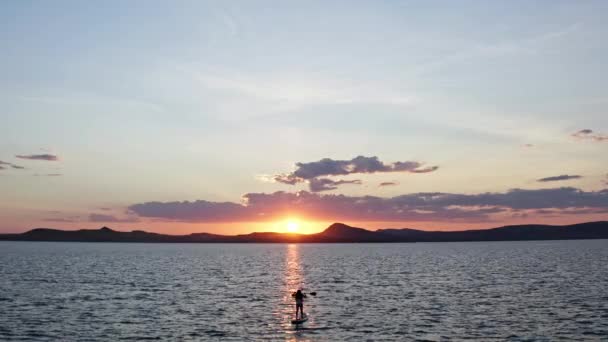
[129,187,608,223]
[273,156,438,192]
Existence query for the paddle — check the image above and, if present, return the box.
[292,290,317,297]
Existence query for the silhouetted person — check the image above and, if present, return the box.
[292,289,307,319]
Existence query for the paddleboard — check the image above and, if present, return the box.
[291,314,308,324]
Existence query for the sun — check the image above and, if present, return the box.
[286,221,299,233]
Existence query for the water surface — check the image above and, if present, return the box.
[1,240,607,341]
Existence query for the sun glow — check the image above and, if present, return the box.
[286,221,300,233]
[267,219,330,235]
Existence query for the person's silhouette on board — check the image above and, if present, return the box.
[292,289,307,320]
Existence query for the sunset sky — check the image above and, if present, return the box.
[1,1,607,235]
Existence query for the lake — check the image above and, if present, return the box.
[1,240,607,341]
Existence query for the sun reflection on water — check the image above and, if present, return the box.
[279,244,313,340]
[285,244,303,291]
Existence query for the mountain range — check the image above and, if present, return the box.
[0,221,607,243]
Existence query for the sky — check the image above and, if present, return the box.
[1,0,607,235]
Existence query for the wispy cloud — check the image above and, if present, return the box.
[571,129,608,142]
[192,71,413,108]
[379,182,398,187]
[89,214,139,223]
[34,173,63,177]
[411,23,581,75]
[176,65,415,122]
[273,156,438,192]
[537,174,582,182]
[43,217,79,223]
[129,187,608,223]
[16,154,59,161]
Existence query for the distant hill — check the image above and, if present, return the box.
[1,221,607,243]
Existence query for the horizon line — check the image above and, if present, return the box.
[3,220,607,237]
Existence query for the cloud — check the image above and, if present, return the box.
[379,182,398,187]
[530,208,608,216]
[34,173,63,177]
[129,200,248,222]
[571,129,608,142]
[16,154,59,161]
[285,156,438,179]
[309,178,362,192]
[273,173,301,185]
[43,217,79,223]
[0,160,25,170]
[129,187,608,223]
[273,156,438,192]
[523,144,534,148]
[410,24,580,76]
[537,174,582,182]
[89,214,139,223]
[188,67,413,115]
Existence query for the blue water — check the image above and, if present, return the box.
[1,240,607,341]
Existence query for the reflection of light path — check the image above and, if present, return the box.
[276,244,311,340]
[285,244,303,293]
